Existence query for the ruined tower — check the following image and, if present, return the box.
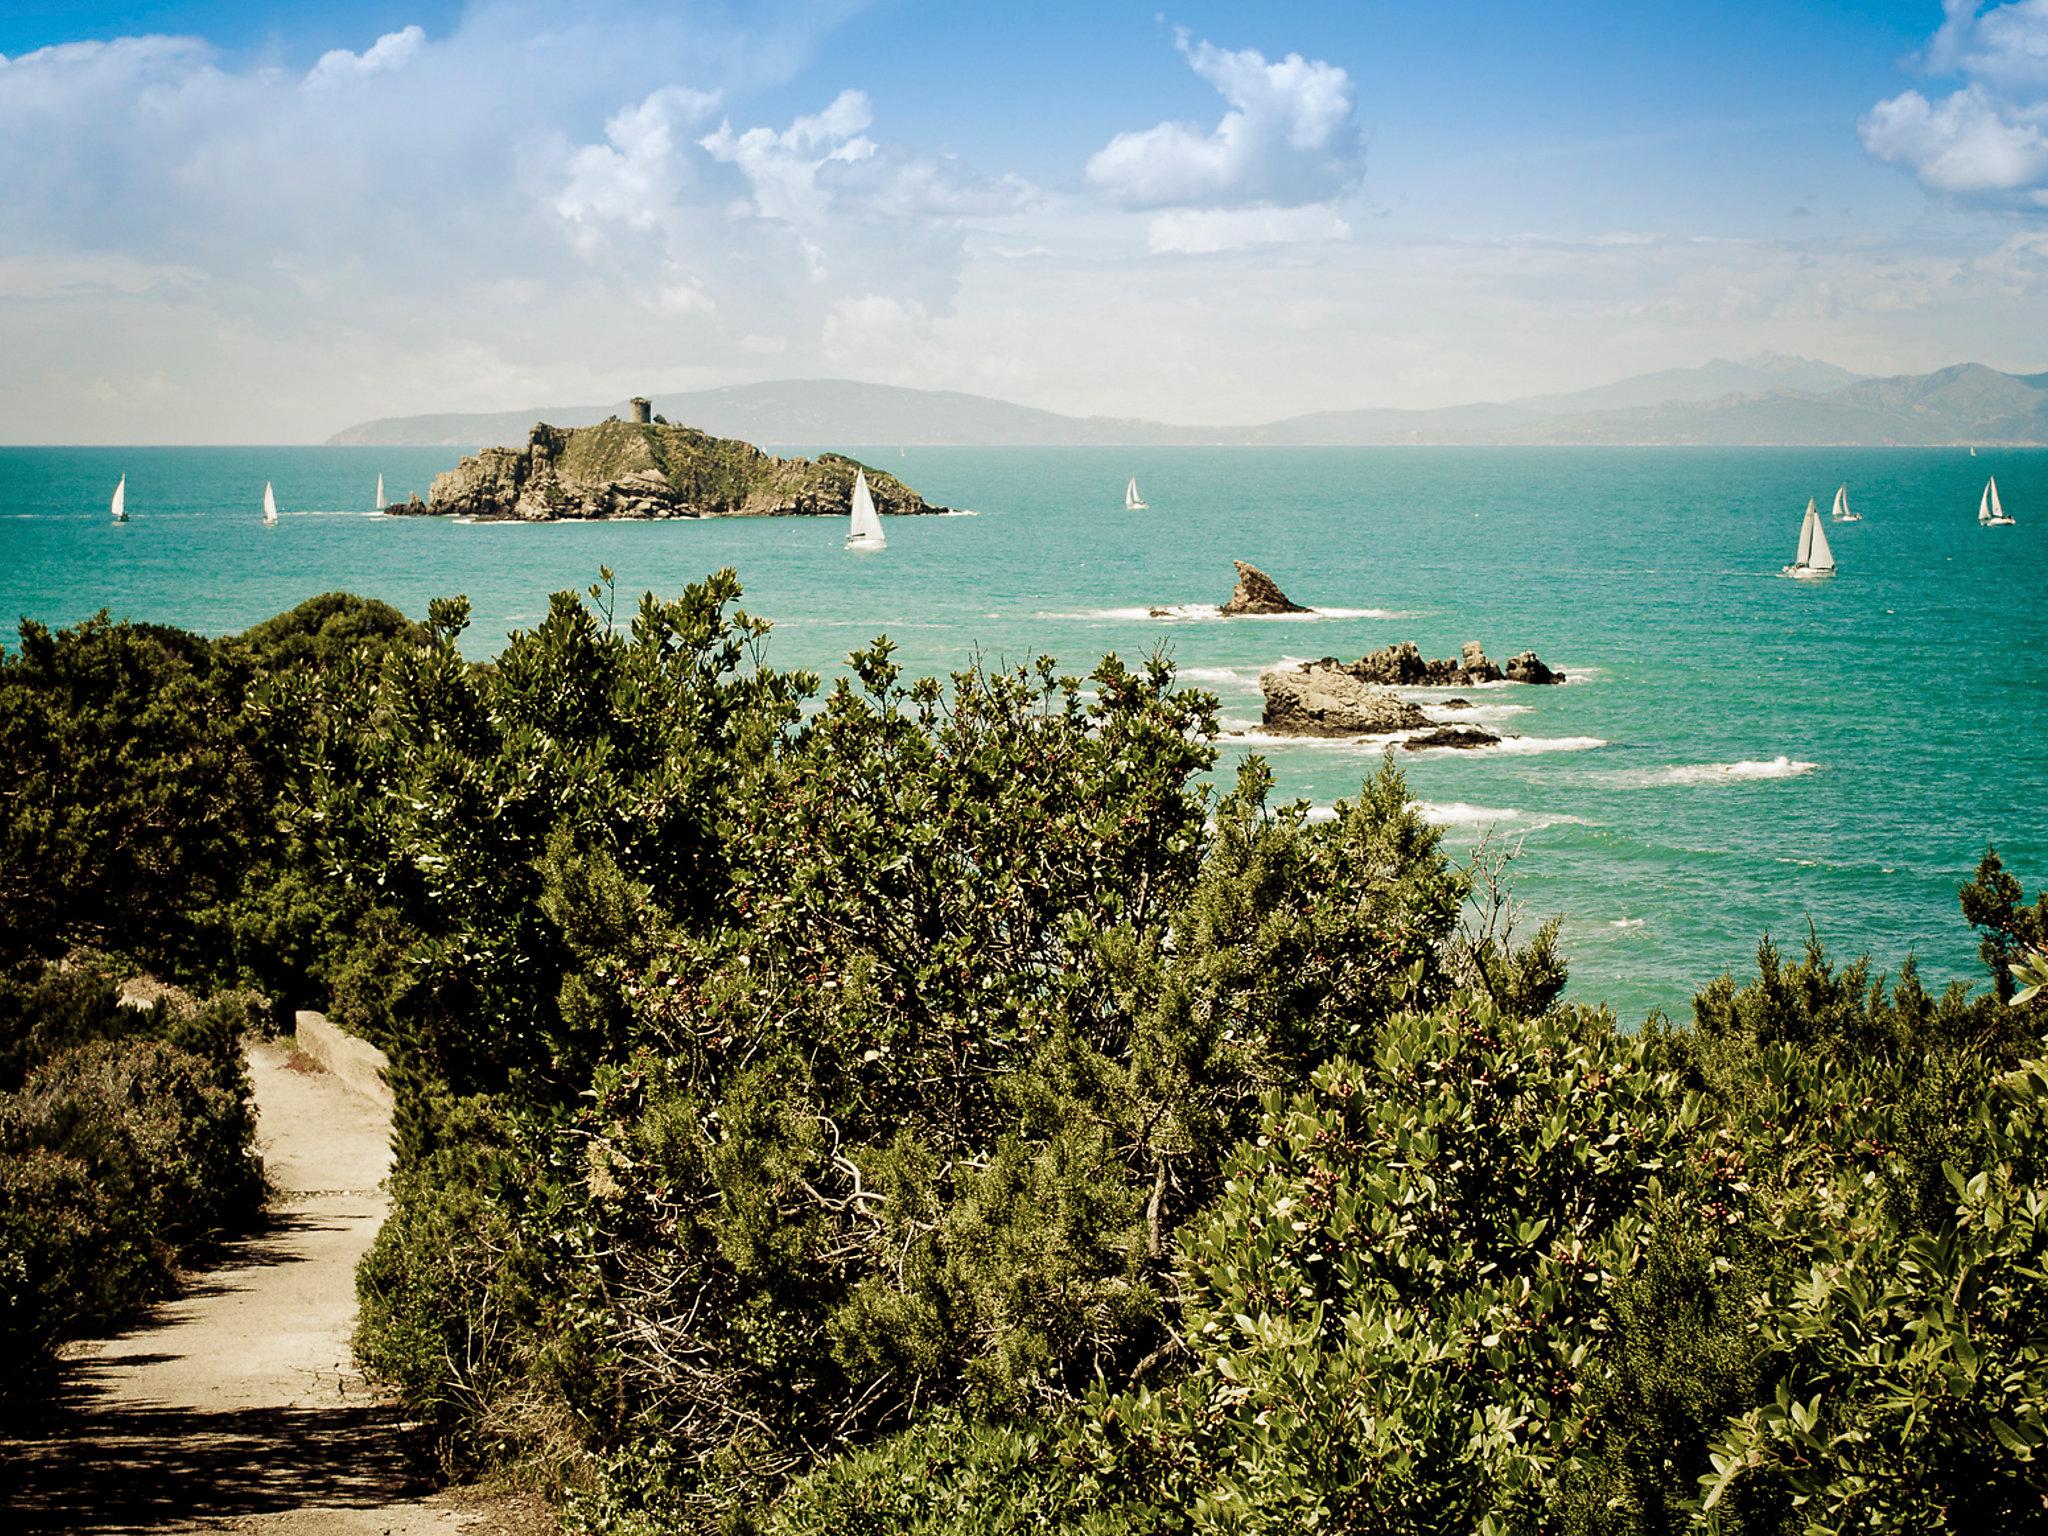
[629,397,652,425]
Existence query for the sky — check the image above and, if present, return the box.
[3,0,2048,441]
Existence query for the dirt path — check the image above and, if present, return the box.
[4,1041,547,1534]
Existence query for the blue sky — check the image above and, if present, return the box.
[2,0,2045,439]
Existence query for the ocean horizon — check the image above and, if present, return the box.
[5,441,2043,1022]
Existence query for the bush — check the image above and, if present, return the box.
[0,961,262,1398]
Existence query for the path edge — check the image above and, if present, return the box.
[294,1009,395,1112]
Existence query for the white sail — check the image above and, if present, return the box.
[1981,481,1991,523]
[263,481,278,525]
[1806,511,1835,572]
[1992,476,2008,523]
[846,469,884,550]
[1795,498,1817,567]
[1125,476,1147,510]
[110,475,126,522]
[375,474,384,510]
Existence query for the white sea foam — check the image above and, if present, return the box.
[1413,800,1524,828]
[1627,756,1821,786]
[1178,666,1256,684]
[1610,917,1647,930]
[1222,724,1605,757]
[1429,734,1608,756]
[1421,701,1532,723]
[1221,728,1403,751]
[1040,604,1400,623]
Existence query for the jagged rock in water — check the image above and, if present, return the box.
[1345,640,1460,686]
[1259,663,1429,737]
[1401,724,1502,751]
[1319,640,1563,688]
[1504,649,1561,685]
[400,419,947,522]
[1440,696,1473,709]
[1221,562,1311,616]
[1460,641,1504,683]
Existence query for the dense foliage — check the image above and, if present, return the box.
[0,961,264,1398]
[3,573,2044,1531]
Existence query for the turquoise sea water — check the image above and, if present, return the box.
[3,443,2044,1022]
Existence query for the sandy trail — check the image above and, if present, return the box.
[4,1040,539,1534]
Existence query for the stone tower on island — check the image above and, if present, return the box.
[629,397,652,425]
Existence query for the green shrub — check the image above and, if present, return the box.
[0,961,263,1398]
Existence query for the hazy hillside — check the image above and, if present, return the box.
[1512,352,1865,414]
[329,359,2048,448]
[330,380,1206,449]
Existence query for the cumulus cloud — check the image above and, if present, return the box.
[0,5,1032,439]
[1085,30,1359,209]
[557,86,723,242]
[1864,2,2048,204]
[1861,85,2048,195]
[304,25,425,88]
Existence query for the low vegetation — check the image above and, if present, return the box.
[0,961,265,1399]
[2,572,2044,1529]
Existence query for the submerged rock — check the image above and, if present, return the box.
[1401,724,1502,751]
[1259,663,1428,737]
[400,419,947,522]
[1221,562,1312,616]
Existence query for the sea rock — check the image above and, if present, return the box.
[1322,640,1562,688]
[1440,697,1473,710]
[403,419,948,522]
[1221,562,1311,616]
[1401,725,1502,751]
[1259,663,1429,737]
[1504,649,1561,685]
[1461,641,1504,683]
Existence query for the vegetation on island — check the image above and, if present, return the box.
[420,418,942,520]
[2,573,2046,1530]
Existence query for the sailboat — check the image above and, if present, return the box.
[845,469,885,551]
[1830,483,1860,523]
[263,482,278,526]
[375,474,385,511]
[1782,496,1836,579]
[110,475,127,523]
[1979,476,2015,526]
[1124,476,1148,511]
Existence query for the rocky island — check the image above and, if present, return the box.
[394,405,947,522]
[1255,640,1565,744]
[1220,561,1312,616]
[1335,639,1564,687]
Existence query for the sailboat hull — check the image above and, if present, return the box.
[1781,566,1836,580]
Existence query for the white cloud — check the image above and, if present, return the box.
[1085,30,1359,209]
[1147,202,1351,254]
[304,25,425,89]
[0,6,1034,440]
[557,86,722,242]
[1866,4,2048,204]
[700,88,877,224]
[1861,86,2048,196]
[1923,0,2048,85]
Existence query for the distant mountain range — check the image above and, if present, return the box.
[328,357,2048,449]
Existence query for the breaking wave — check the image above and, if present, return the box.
[1039,604,1401,623]
[1632,757,1821,786]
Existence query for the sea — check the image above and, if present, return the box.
[3,443,2043,1023]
